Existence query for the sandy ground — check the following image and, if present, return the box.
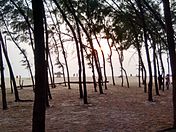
[0,80,174,132]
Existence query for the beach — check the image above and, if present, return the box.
[0,76,173,132]
[3,76,142,88]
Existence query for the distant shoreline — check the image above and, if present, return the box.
[1,76,172,88]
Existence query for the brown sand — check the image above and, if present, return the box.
[0,81,173,132]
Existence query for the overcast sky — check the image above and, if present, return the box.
[2,37,169,78]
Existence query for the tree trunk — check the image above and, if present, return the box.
[32,0,46,131]
[1,14,35,91]
[93,31,107,90]
[63,0,104,94]
[167,51,170,79]
[120,61,124,87]
[114,44,129,87]
[76,22,88,104]
[57,26,71,89]
[61,63,67,86]
[156,52,162,90]
[45,62,50,107]
[48,53,56,88]
[43,7,52,107]
[52,0,84,97]
[94,50,104,94]
[122,67,130,88]
[134,29,147,92]
[0,33,20,102]
[46,1,69,88]
[52,37,67,87]
[84,48,97,92]
[142,60,147,93]
[162,0,176,128]
[130,21,144,88]
[152,36,160,95]
[137,0,153,101]
[91,55,97,92]
[138,57,141,87]
[107,38,115,85]
[158,43,165,91]
[0,36,8,110]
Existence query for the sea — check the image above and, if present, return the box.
[1,76,141,89]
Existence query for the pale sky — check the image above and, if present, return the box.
[3,38,170,78]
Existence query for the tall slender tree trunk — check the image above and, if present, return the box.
[52,37,67,87]
[156,53,162,90]
[120,60,124,87]
[114,45,123,86]
[122,67,130,88]
[93,32,107,89]
[152,36,160,95]
[48,65,53,87]
[76,22,88,104]
[158,43,165,91]
[64,0,104,94]
[134,28,147,92]
[0,33,20,102]
[137,0,153,101]
[45,61,50,107]
[84,48,97,92]
[45,0,70,89]
[142,64,147,93]
[94,50,104,94]
[167,51,170,78]
[107,38,115,85]
[52,0,83,98]
[57,26,71,89]
[91,54,97,92]
[43,7,52,106]
[130,21,144,88]
[48,53,55,88]
[32,0,46,131]
[0,38,8,110]
[1,14,35,90]
[114,44,129,87]
[138,54,141,87]
[162,0,176,128]
[60,62,67,86]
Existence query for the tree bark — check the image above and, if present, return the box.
[107,38,115,85]
[137,0,153,101]
[162,0,176,128]
[52,0,83,98]
[48,53,56,88]
[0,35,8,110]
[0,32,20,102]
[57,26,71,89]
[43,6,52,103]
[32,0,46,131]
[158,43,165,91]
[151,36,160,95]
[76,21,88,104]
[93,31,108,89]
[114,44,129,88]
[1,13,35,91]
[84,47,97,92]
[64,0,104,94]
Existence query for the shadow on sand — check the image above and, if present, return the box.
[158,128,176,132]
